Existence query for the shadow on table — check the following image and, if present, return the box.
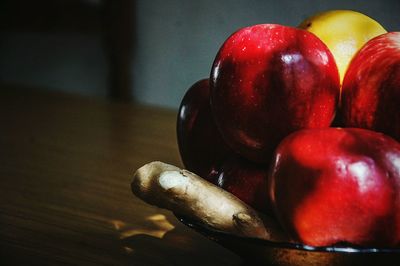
[117,214,241,266]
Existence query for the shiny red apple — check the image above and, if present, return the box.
[214,156,270,213]
[268,127,400,247]
[177,79,231,179]
[210,24,340,163]
[341,32,400,141]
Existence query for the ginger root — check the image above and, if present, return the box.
[131,161,286,241]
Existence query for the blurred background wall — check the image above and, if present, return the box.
[0,0,399,108]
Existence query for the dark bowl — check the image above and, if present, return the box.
[176,215,400,266]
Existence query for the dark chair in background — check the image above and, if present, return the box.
[0,0,134,101]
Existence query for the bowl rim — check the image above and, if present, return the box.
[175,215,400,254]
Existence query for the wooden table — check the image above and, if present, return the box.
[0,88,241,265]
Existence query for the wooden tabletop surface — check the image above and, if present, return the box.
[0,88,241,265]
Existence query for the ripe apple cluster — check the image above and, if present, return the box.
[177,23,400,247]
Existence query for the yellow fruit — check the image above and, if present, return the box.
[299,10,386,84]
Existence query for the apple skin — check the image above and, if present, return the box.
[268,127,400,247]
[214,156,270,213]
[341,32,400,141]
[210,24,340,163]
[177,79,231,180]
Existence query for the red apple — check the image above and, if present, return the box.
[177,79,231,179]
[210,24,340,163]
[341,32,400,141]
[214,156,270,213]
[268,127,400,247]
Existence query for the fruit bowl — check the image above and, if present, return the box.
[175,215,400,266]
